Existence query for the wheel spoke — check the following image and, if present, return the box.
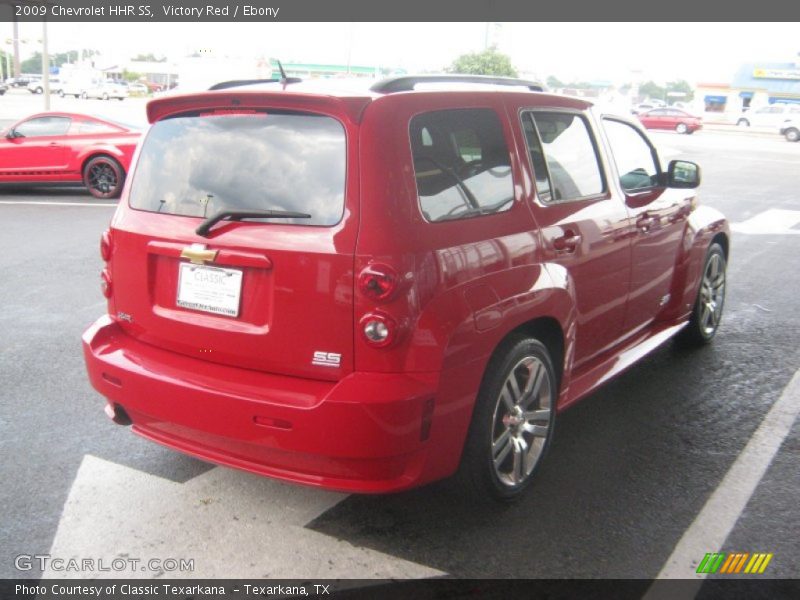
[511,437,527,483]
[522,366,545,408]
[506,371,523,404]
[700,304,711,329]
[500,386,515,412]
[522,408,550,422]
[493,432,513,468]
[523,422,549,437]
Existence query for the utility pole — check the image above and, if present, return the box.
[41,19,49,109]
[12,15,20,77]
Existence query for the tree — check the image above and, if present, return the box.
[20,49,96,73]
[638,80,666,102]
[448,46,518,77]
[666,80,694,102]
[546,75,565,89]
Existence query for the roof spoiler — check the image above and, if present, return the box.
[209,60,302,91]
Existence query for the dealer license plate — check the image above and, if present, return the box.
[176,263,243,317]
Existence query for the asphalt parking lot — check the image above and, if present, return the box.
[0,90,798,588]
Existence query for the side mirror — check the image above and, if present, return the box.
[667,159,700,188]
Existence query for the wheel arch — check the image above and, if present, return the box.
[661,205,730,322]
[79,148,126,176]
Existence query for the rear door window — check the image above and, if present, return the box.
[410,108,514,222]
[129,111,346,226]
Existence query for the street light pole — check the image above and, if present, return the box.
[41,20,49,109]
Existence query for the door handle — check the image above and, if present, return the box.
[552,230,581,252]
[636,214,657,232]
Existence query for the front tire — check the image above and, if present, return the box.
[737,118,750,127]
[678,243,727,346]
[676,123,688,134]
[784,128,800,142]
[457,336,557,501]
[83,156,125,199]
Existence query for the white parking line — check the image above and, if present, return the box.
[47,455,443,579]
[731,209,800,235]
[644,368,800,598]
[0,201,117,207]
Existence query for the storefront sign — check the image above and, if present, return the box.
[753,68,800,80]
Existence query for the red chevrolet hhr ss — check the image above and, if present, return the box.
[83,76,729,500]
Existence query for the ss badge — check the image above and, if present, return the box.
[312,351,341,368]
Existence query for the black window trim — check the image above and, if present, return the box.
[600,115,665,193]
[518,107,609,206]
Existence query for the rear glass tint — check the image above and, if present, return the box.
[129,111,346,226]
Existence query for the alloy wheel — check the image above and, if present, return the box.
[698,251,726,336]
[491,355,552,487]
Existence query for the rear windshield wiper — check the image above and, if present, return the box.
[196,209,311,237]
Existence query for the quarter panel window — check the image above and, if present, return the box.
[410,108,514,222]
[602,118,661,191]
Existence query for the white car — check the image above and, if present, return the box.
[733,103,800,129]
[27,78,63,94]
[780,119,800,142]
[82,81,129,101]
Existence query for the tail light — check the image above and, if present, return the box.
[100,269,112,298]
[358,263,400,302]
[100,229,112,262]
[360,312,398,348]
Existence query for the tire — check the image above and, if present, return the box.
[80,91,88,99]
[737,119,750,127]
[677,243,727,347]
[83,156,125,199]
[785,128,800,142]
[456,335,557,501]
[675,123,688,134]
[102,92,109,100]
[59,90,65,98]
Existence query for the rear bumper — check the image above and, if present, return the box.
[82,315,441,493]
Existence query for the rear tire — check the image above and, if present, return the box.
[676,123,688,134]
[677,243,727,347]
[784,128,800,142]
[456,336,557,501]
[737,118,750,127]
[83,156,125,199]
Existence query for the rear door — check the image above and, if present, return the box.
[109,106,359,381]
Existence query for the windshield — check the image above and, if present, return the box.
[129,111,346,226]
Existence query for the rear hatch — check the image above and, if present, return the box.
[108,94,363,381]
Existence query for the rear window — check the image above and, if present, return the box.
[129,111,346,226]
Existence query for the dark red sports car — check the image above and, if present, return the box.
[0,112,140,198]
[637,107,703,134]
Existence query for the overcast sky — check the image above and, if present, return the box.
[6,22,799,84]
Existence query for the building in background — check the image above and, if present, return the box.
[697,55,800,113]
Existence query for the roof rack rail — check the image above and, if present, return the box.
[208,77,303,91]
[370,75,546,94]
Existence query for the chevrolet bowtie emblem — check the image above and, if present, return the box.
[180,243,218,264]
